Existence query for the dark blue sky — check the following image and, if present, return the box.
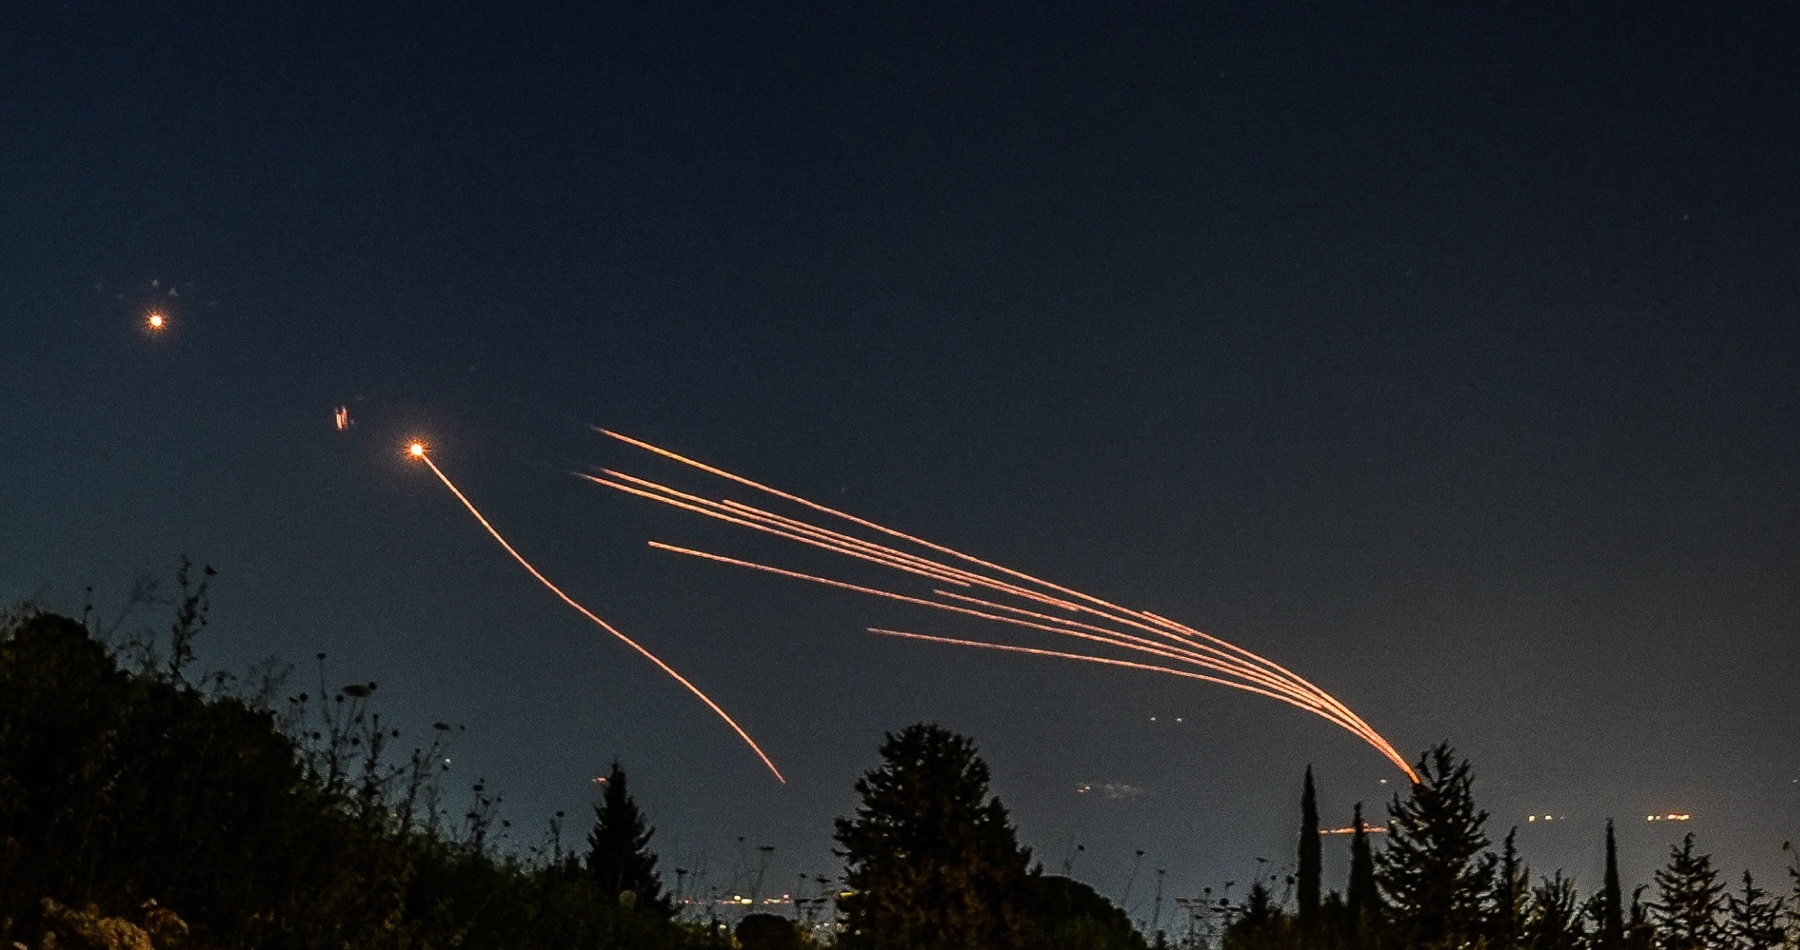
[3,0,1796,918]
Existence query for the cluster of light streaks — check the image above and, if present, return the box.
[405,441,786,783]
[587,429,1418,782]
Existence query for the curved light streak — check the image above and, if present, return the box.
[594,429,1417,782]
[412,447,785,783]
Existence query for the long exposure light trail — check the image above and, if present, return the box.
[599,429,1360,711]
[644,541,1347,715]
[601,465,1260,678]
[407,442,785,783]
[866,628,1346,722]
[581,471,973,588]
[1136,609,1381,750]
[610,461,1396,759]
[925,588,1319,707]
[593,430,1417,782]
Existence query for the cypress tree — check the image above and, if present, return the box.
[1598,820,1625,950]
[1298,765,1322,940]
[585,759,673,918]
[1347,801,1379,943]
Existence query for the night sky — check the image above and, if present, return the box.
[4,0,1796,919]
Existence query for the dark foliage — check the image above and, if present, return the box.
[1297,766,1322,938]
[835,723,1144,950]
[1723,871,1785,950]
[1377,743,1496,948]
[1625,885,1658,950]
[13,593,1795,950]
[1495,828,1529,950]
[1018,875,1148,950]
[1598,820,1626,950]
[1223,881,1294,950]
[834,723,1034,950]
[0,608,713,950]
[1521,872,1584,950]
[1654,834,1726,950]
[736,913,802,950]
[587,760,674,919]
[1346,801,1380,946]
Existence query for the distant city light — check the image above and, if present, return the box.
[1647,813,1692,822]
[1074,782,1145,800]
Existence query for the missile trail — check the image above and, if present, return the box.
[599,429,1361,710]
[651,540,1393,756]
[408,443,785,783]
[580,471,974,588]
[591,462,1391,751]
[592,430,1417,782]
[645,541,1343,715]
[867,628,1355,722]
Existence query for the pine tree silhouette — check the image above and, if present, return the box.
[834,723,1033,950]
[1724,870,1785,950]
[585,759,672,918]
[1522,871,1585,950]
[1496,828,1528,950]
[1377,743,1496,947]
[1652,833,1725,950]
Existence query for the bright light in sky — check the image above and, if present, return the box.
[407,441,427,459]
[145,311,166,331]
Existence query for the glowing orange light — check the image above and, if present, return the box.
[414,450,783,783]
[587,471,1308,695]
[146,311,166,330]
[1321,825,1387,835]
[593,429,1421,782]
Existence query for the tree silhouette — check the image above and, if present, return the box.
[834,723,1033,950]
[1723,870,1785,950]
[1347,801,1380,946]
[1298,765,1322,940]
[1,606,708,950]
[1597,820,1625,950]
[1018,875,1148,950]
[737,912,802,950]
[1788,847,1800,950]
[1377,743,1496,948]
[585,759,673,918]
[1653,833,1725,950]
[1224,881,1293,950]
[1496,828,1528,950]
[1625,885,1657,950]
[1522,871,1585,950]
